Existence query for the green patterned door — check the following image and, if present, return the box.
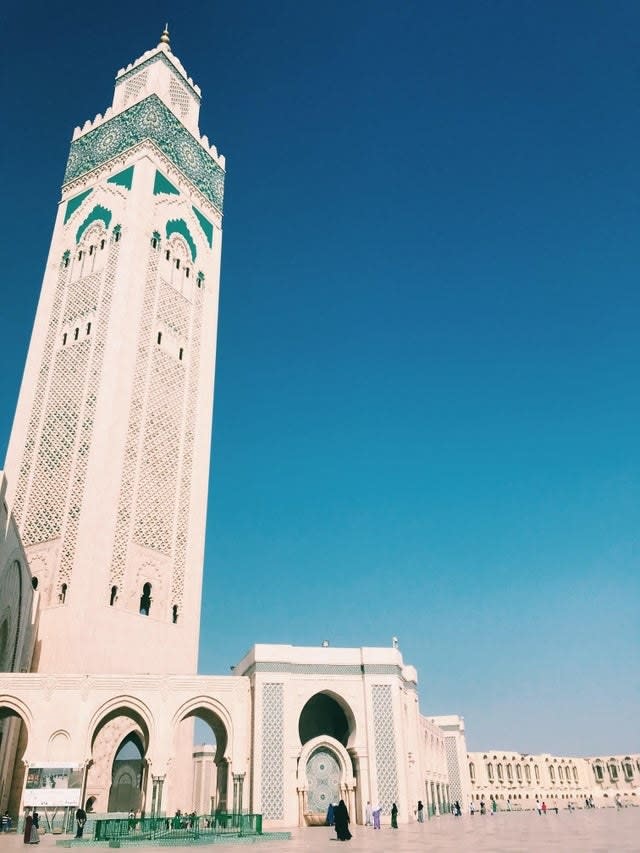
[306,748,341,814]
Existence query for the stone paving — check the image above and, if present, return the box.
[5,808,639,852]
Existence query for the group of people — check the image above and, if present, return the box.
[22,810,40,844]
[327,799,402,839]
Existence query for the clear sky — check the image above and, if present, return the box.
[1,1,638,756]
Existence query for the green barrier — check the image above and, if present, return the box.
[93,813,263,843]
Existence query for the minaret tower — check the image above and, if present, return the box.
[3,30,225,674]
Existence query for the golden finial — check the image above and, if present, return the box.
[159,24,171,50]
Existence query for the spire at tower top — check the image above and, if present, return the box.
[159,24,171,50]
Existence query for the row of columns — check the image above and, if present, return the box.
[425,780,450,817]
[296,784,356,827]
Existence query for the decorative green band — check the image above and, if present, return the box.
[76,204,113,243]
[154,170,180,196]
[192,205,213,248]
[64,95,224,213]
[64,189,93,223]
[115,51,201,102]
[107,165,135,190]
[166,218,197,260]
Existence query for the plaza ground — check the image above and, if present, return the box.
[7,808,640,852]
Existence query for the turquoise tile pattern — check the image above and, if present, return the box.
[64,95,225,213]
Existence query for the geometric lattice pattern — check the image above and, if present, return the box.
[15,235,119,606]
[116,51,201,103]
[111,250,200,616]
[261,683,284,820]
[171,282,202,608]
[445,736,462,804]
[306,748,341,814]
[110,247,159,592]
[371,684,399,815]
[133,345,184,555]
[58,240,118,589]
[123,71,149,108]
[169,77,194,120]
[64,95,224,212]
[12,267,69,528]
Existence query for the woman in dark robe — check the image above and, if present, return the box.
[333,800,351,841]
[391,802,398,828]
[23,812,33,844]
[29,811,40,844]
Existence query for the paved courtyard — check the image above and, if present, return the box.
[8,807,640,852]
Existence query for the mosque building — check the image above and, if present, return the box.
[0,32,637,830]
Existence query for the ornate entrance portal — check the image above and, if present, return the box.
[306,748,341,814]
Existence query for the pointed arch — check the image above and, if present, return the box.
[76,205,113,243]
[165,218,197,260]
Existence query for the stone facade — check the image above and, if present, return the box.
[466,749,640,809]
[0,31,636,831]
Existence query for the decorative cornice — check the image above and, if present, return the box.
[243,661,415,687]
[64,95,224,213]
[115,51,201,102]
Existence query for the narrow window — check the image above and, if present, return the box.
[114,230,121,243]
[110,585,118,606]
[74,327,79,341]
[86,322,92,335]
[549,765,555,782]
[185,267,190,278]
[63,332,68,345]
[151,237,158,249]
[32,577,38,591]
[78,250,83,260]
[63,255,70,268]
[89,245,94,255]
[165,250,171,261]
[139,582,152,616]
[175,258,180,269]
[59,583,67,604]
[172,605,178,624]
[179,347,184,361]
[100,239,106,250]
[157,331,162,345]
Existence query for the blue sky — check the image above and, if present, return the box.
[1,1,638,755]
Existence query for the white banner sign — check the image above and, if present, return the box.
[23,766,83,808]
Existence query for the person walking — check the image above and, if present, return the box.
[364,801,372,826]
[535,798,541,815]
[541,801,547,816]
[391,803,398,829]
[29,811,40,844]
[75,807,87,839]
[417,800,424,823]
[372,803,381,830]
[23,811,33,845]
[334,800,351,841]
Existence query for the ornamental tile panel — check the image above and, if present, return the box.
[261,683,284,820]
[445,736,463,804]
[371,684,399,815]
[64,96,224,213]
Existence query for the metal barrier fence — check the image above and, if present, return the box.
[93,813,263,842]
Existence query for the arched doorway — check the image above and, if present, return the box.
[171,700,232,817]
[297,692,357,827]
[85,701,152,815]
[0,704,29,820]
[107,732,145,812]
